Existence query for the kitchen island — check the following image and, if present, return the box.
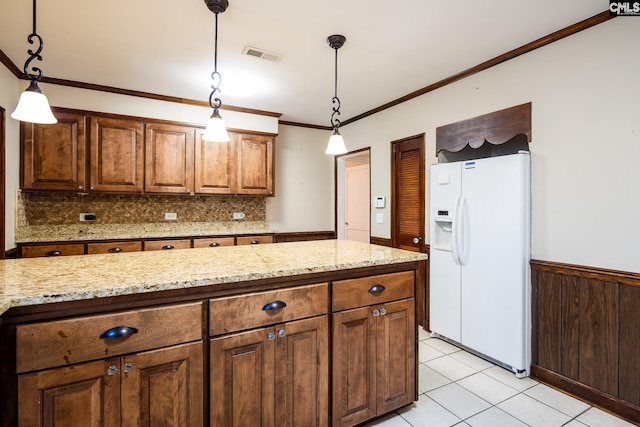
[0,240,427,426]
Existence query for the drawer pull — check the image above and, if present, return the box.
[45,250,62,256]
[108,247,122,253]
[262,301,287,311]
[209,242,221,247]
[368,284,386,294]
[100,326,139,339]
[161,245,175,250]
[250,240,261,245]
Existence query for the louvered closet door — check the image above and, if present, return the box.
[392,135,425,252]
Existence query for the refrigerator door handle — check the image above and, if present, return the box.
[459,196,470,266]
[452,196,462,265]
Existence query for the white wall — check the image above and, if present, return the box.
[343,18,640,273]
[0,65,19,250]
[266,125,334,232]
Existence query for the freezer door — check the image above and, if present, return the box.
[459,153,531,374]
[429,162,462,342]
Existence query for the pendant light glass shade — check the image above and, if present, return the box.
[11,80,57,124]
[326,127,347,155]
[202,108,230,142]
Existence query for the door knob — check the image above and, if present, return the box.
[413,237,423,244]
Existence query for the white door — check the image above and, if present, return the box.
[345,163,370,243]
[429,162,462,342]
[460,153,530,374]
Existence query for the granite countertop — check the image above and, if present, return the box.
[14,221,275,243]
[0,240,428,316]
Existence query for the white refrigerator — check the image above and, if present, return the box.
[429,152,531,377]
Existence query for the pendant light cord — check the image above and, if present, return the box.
[209,12,222,110]
[331,47,341,129]
[23,0,44,81]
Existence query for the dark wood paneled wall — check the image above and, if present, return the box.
[530,260,640,424]
[273,231,335,243]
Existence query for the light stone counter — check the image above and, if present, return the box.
[0,240,428,316]
[15,221,274,243]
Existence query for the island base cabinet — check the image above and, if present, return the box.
[17,342,203,427]
[332,298,416,427]
[210,316,328,427]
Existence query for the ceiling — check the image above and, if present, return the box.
[0,0,606,127]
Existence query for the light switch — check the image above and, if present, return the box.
[376,213,384,224]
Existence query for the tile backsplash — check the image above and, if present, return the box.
[17,191,266,226]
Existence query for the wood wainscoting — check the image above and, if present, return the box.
[273,231,335,243]
[530,260,640,424]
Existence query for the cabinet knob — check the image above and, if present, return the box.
[262,300,287,311]
[78,185,84,190]
[380,308,387,316]
[90,186,95,190]
[45,250,62,257]
[161,245,175,250]
[267,332,276,341]
[209,242,221,247]
[108,247,122,253]
[100,326,139,339]
[107,364,118,376]
[413,237,423,244]
[123,362,134,373]
[250,240,260,245]
[368,284,385,294]
[372,309,380,317]
[278,329,286,338]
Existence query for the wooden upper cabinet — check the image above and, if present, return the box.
[89,117,144,193]
[21,110,87,191]
[145,123,195,194]
[194,129,236,195]
[236,133,274,196]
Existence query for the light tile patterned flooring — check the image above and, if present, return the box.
[361,329,636,427]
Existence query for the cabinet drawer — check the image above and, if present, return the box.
[87,241,142,254]
[236,235,274,245]
[192,237,235,248]
[16,302,203,373]
[209,283,329,336]
[21,243,85,258]
[332,271,414,312]
[143,239,191,251]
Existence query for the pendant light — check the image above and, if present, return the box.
[325,34,347,155]
[11,0,57,124]
[202,0,231,142]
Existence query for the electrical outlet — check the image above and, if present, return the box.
[79,213,96,221]
[164,212,177,220]
[233,212,245,220]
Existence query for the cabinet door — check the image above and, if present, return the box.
[121,341,204,427]
[332,306,377,427]
[21,110,87,191]
[89,116,144,193]
[210,327,276,427]
[18,358,121,427]
[236,134,274,196]
[275,316,329,427]
[194,129,236,195]
[145,123,195,194]
[376,298,416,414]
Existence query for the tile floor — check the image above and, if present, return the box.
[361,329,637,427]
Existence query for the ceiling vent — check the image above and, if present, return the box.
[242,46,282,63]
